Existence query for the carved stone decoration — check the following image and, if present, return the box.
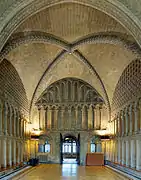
[36,78,104,106]
[35,78,106,131]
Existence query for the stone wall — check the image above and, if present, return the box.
[0,59,29,171]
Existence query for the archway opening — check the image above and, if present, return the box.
[61,135,79,164]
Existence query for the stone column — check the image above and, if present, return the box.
[77,106,82,130]
[136,140,141,170]
[121,111,125,136]
[95,105,101,130]
[134,102,140,133]
[13,109,17,137]
[44,107,47,129]
[17,111,20,137]
[60,107,65,130]
[75,106,78,129]
[9,107,13,136]
[7,106,10,135]
[20,141,24,165]
[129,104,134,135]
[114,140,118,163]
[40,107,45,130]
[130,139,136,168]
[47,106,52,129]
[38,107,41,129]
[12,140,16,166]
[118,139,121,164]
[82,106,86,130]
[8,139,12,167]
[1,138,7,169]
[117,114,120,137]
[125,107,129,135]
[54,107,58,130]
[88,105,93,130]
[119,112,122,137]
[125,140,130,167]
[121,141,125,165]
[68,107,72,130]
[16,141,20,165]
[3,102,8,135]
[115,115,118,136]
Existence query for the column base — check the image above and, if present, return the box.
[136,166,141,171]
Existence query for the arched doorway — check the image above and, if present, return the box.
[60,134,80,164]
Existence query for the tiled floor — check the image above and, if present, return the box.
[10,164,131,180]
[63,158,77,164]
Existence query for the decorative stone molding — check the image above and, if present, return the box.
[0,0,141,53]
[36,77,104,106]
[0,31,140,62]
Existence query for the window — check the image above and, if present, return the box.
[91,143,96,153]
[38,140,51,153]
[44,141,50,153]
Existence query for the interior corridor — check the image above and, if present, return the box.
[10,164,131,180]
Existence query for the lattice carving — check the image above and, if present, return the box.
[112,59,141,111]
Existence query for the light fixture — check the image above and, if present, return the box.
[31,128,42,136]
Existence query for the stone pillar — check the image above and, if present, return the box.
[3,102,8,135]
[68,107,72,130]
[115,115,118,136]
[40,107,45,130]
[20,141,24,165]
[117,114,120,137]
[88,105,93,130]
[134,102,140,133]
[54,107,58,130]
[1,138,7,169]
[77,106,82,130]
[130,139,136,168]
[121,141,125,165]
[47,106,52,129]
[95,105,101,129]
[125,140,130,167]
[114,140,118,163]
[118,139,121,164]
[125,107,129,135]
[17,111,20,137]
[82,106,87,130]
[129,105,134,135]
[136,140,141,170]
[8,139,12,167]
[44,107,47,129]
[9,107,13,136]
[13,109,17,137]
[38,107,41,129]
[16,141,20,165]
[60,107,65,130]
[74,106,77,129]
[121,111,125,136]
[12,140,16,166]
